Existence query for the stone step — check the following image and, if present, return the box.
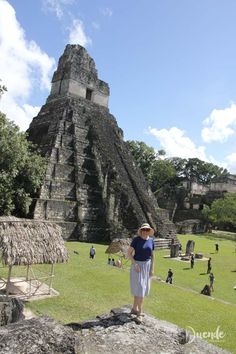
[78,205,105,220]
[154,238,171,250]
[34,199,78,222]
[50,147,74,164]
[46,163,75,182]
[40,181,76,200]
[57,222,78,240]
[49,147,96,165]
[54,134,74,148]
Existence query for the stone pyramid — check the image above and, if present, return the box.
[28,44,176,241]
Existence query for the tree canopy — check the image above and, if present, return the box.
[126,140,158,180]
[0,80,7,96]
[126,140,229,191]
[126,140,175,191]
[169,157,229,184]
[0,111,46,217]
[203,193,236,229]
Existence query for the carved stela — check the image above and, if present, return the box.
[27,44,176,241]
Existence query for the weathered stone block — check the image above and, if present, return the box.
[170,244,179,258]
[186,240,195,255]
[0,296,24,326]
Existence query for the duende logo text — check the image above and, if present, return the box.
[186,325,226,343]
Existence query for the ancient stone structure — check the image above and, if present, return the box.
[27,44,176,241]
[170,244,179,258]
[186,240,195,255]
[175,219,206,234]
[0,307,229,354]
[0,316,77,354]
[195,253,203,259]
[201,284,211,296]
[158,174,236,233]
[0,296,24,326]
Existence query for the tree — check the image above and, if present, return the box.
[126,140,157,181]
[202,193,236,229]
[0,80,7,96]
[126,140,175,189]
[0,111,46,217]
[169,157,229,184]
[149,159,176,193]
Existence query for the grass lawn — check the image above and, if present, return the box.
[25,234,236,353]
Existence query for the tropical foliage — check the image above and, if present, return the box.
[0,111,46,216]
[169,157,229,184]
[126,140,175,192]
[203,193,236,229]
[126,140,228,191]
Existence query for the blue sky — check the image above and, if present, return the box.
[1,0,236,173]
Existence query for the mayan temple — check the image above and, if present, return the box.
[27,44,176,241]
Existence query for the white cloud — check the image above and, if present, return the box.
[225,152,236,174]
[42,0,74,19]
[68,19,92,47]
[42,1,92,47]
[201,103,236,143]
[148,126,207,160]
[101,7,113,17]
[0,95,40,131]
[0,0,55,131]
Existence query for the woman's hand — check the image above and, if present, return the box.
[134,263,141,272]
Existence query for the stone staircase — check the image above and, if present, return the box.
[154,238,171,250]
[154,236,180,250]
[33,99,109,240]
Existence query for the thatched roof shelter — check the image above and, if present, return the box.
[105,238,131,258]
[0,217,68,266]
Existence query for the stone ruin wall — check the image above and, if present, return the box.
[49,44,109,108]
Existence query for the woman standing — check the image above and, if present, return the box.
[128,223,155,317]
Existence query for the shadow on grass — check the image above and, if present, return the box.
[183,267,191,270]
[199,273,207,275]
[231,270,236,272]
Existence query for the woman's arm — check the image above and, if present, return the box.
[127,246,140,272]
[150,251,155,276]
[127,246,135,264]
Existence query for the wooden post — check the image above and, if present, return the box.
[6,265,12,298]
[26,265,32,296]
[26,264,30,281]
[49,264,54,294]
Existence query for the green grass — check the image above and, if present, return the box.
[24,235,236,353]
[205,230,236,242]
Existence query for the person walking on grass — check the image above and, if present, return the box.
[190,254,195,269]
[209,272,215,292]
[207,257,212,274]
[127,223,155,319]
[89,245,96,259]
[166,268,173,284]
